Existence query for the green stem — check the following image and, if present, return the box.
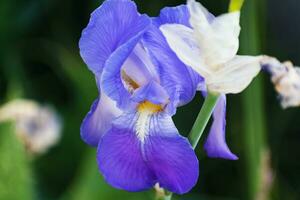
[229,0,245,12]
[188,93,220,149]
[156,192,172,200]
[239,0,267,199]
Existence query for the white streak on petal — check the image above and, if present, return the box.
[135,112,151,144]
[160,24,211,77]
[207,56,262,94]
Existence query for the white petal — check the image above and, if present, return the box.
[187,0,214,30]
[207,56,262,94]
[160,24,212,77]
[188,0,241,67]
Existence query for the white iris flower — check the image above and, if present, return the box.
[160,0,262,94]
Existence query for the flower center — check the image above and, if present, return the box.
[137,101,163,114]
[135,101,163,143]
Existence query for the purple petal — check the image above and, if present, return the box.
[131,80,169,105]
[97,111,199,194]
[101,35,152,110]
[79,0,150,76]
[97,112,156,192]
[204,95,238,160]
[145,113,199,194]
[154,5,191,27]
[80,92,122,147]
[143,26,202,115]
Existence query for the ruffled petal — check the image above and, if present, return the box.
[79,0,150,76]
[144,25,202,114]
[204,95,238,160]
[97,111,199,194]
[207,55,262,94]
[145,113,199,194]
[97,112,156,192]
[80,92,122,147]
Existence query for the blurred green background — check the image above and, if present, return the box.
[0,0,299,200]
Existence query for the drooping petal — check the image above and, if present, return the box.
[145,113,199,194]
[187,0,240,67]
[206,55,262,94]
[131,80,169,105]
[159,24,210,78]
[144,25,202,114]
[97,112,156,192]
[80,92,122,147]
[79,0,150,75]
[97,111,199,194]
[204,95,238,160]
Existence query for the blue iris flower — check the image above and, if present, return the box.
[79,0,236,194]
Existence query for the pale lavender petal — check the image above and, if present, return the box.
[145,113,199,194]
[204,95,238,160]
[122,43,160,87]
[101,35,154,110]
[79,0,150,76]
[131,80,169,105]
[97,112,156,191]
[80,92,122,147]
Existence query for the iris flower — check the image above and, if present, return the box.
[161,0,262,94]
[79,0,202,194]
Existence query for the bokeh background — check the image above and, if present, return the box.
[0,0,299,199]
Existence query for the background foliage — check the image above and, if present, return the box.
[0,0,299,199]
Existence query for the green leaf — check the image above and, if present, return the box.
[0,122,34,200]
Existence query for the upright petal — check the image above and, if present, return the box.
[187,0,215,30]
[80,92,122,147]
[97,111,199,194]
[79,0,151,76]
[187,0,240,67]
[204,95,238,160]
[206,55,262,94]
